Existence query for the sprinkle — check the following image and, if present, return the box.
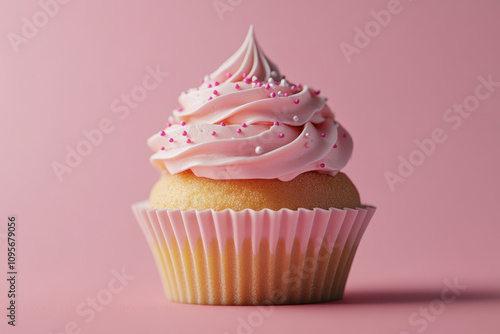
[177,107,183,111]
[256,82,262,87]
[255,146,264,154]
[320,163,325,168]
[160,131,166,136]
[244,78,251,84]
[284,93,289,97]
[211,131,216,136]
[161,146,165,150]
[343,133,347,138]
[270,92,276,98]
[169,138,174,142]
[277,91,283,97]
[274,121,280,126]
[226,72,232,78]
[208,84,212,88]
[241,123,247,127]
[321,133,326,137]
[181,130,187,136]
[186,139,192,143]
[305,133,310,138]
[200,78,204,84]
[291,85,296,91]
[297,83,302,89]
[294,98,300,104]
[264,83,270,90]
[207,97,213,101]
[252,75,259,82]
[270,70,277,77]
[268,78,274,83]
[242,72,247,78]
[214,81,219,86]
[220,122,226,126]
[167,123,172,127]
[235,84,240,89]
[333,144,338,148]
[293,115,299,122]
[280,79,288,86]
[180,121,186,126]
[279,133,285,138]
[213,90,218,95]
[236,128,242,133]
[314,89,321,95]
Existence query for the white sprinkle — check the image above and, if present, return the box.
[277,91,283,97]
[255,146,264,154]
[270,70,277,77]
[280,79,288,86]
[268,77,274,83]
[293,115,299,122]
[252,75,258,82]
[305,133,310,138]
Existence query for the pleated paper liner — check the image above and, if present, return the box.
[132,200,375,305]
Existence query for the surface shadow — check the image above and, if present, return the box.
[334,288,500,305]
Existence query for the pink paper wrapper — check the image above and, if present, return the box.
[132,200,375,305]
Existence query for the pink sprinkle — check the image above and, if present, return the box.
[226,73,232,78]
[314,89,321,95]
[284,93,289,97]
[274,121,280,126]
[270,92,276,98]
[199,78,204,84]
[242,72,247,78]
[167,123,172,127]
[180,121,186,126]
[279,133,285,138]
[234,84,240,89]
[294,98,300,104]
[256,82,262,87]
[207,96,213,101]
[343,133,347,138]
[244,78,251,84]
[161,146,165,150]
[213,90,218,95]
[291,85,296,91]
[220,122,226,126]
[160,131,166,136]
[333,144,337,148]
[211,131,216,136]
[214,81,219,86]
[274,81,279,85]
[236,128,242,133]
[169,138,174,142]
[241,123,247,127]
[320,163,325,168]
[297,83,302,89]
[208,84,212,88]
[321,133,326,137]
[178,107,183,111]
[186,139,191,143]
[264,83,270,90]
[181,131,187,136]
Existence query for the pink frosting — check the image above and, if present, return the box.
[147,26,353,181]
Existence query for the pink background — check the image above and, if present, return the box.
[1,0,499,333]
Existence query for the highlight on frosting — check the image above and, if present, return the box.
[147,25,353,181]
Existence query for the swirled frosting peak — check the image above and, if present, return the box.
[147,26,353,181]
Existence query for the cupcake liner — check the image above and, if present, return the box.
[132,200,375,305]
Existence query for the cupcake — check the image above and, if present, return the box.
[132,26,375,305]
